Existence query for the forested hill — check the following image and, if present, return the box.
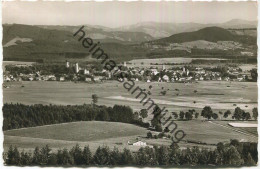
[2,24,147,62]
[3,103,149,130]
[155,27,256,44]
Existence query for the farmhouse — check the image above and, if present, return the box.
[85,77,92,82]
[128,140,147,146]
[58,76,65,81]
[93,76,102,82]
[241,51,254,56]
[151,69,159,75]
[4,76,11,82]
[84,69,90,75]
[162,75,170,82]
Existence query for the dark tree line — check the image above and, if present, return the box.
[5,65,74,76]
[3,103,149,131]
[201,106,258,121]
[4,140,257,166]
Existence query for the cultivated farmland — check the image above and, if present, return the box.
[3,79,258,153]
[3,80,257,114]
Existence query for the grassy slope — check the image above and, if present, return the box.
[4,121,148,153]
[4,120,257,153]
[4,121,148,142]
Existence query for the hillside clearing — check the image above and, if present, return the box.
[4,121,148,142]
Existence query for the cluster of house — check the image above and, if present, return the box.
[116,65,251,83]
[141,42,254,55]
[4,73,57,82]
[3,60,252,83]
[3,71,107,83]
[3,61,108,83]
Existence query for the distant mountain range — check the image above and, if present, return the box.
[36,25,154,43]
[3,19,256,43]
[115,19,257,38]
[33,19,258,40]
[2,19,257,62]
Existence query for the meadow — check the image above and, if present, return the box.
[3,80,257,114]
[4,120,257,153]
[3,80,258,153]
[212,121,258,136]
[4,121,148,153]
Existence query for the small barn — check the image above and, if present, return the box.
[132,141,147,146]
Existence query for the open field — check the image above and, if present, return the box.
[212,121,258,137]
[4,120,257,154]
[4,121,147,142]
[4,121,148,153]
[3,80,257,116]
[3,79,258,152]
[170,120,257,144]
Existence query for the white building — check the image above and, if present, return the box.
[84,69,90,75]
[59,77,65,81]
[5,77,11,82]
[108,72,112,79]
[75,63,79,73]
[217,77,222,81]
[162,75,169,82]
[241,51,254,56]
[132,141,147,146]
[151,69,159,75]
[85,77,92,82]
[196,68,205,74]
[94,76,103,82]
[66,60,70,68]
[162,65,166,70]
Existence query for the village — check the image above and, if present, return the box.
[3,60,255,84]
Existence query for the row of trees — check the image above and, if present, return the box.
[3,103,149,131]
[149,106,257,132]
[5,139,257,166]
[201,106,258,121]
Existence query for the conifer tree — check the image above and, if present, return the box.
[121,148,134,165]
[82,146,92,165]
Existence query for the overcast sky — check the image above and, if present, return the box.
[2,1,257,28]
